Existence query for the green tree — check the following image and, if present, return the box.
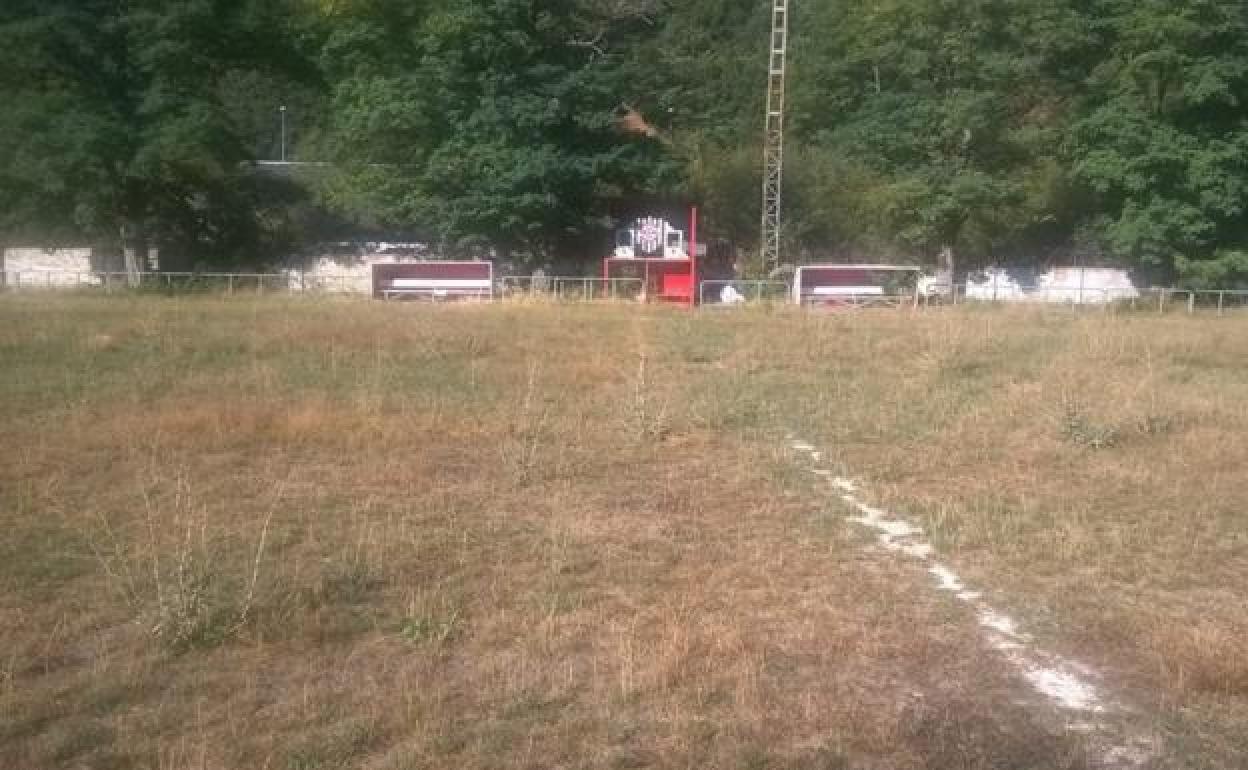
[1071,0,1248,285]
[321,0,676,267]
[786,0,1095,272]
[635,0,770,260]
[0,0,316,270]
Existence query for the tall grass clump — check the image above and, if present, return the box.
[84,474,276,652]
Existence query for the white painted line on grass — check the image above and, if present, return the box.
[788,438,1152,767]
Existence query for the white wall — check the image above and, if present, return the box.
[286,253,444,294]
[966,267,1139,304]
[2,248,97,287]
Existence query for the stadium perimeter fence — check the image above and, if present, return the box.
[4,269,1248,315]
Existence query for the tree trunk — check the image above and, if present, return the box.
[121,224,139,287]
[120,221,150,288]
[939,244,956,296]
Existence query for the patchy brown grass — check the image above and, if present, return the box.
[0,295,1244,768]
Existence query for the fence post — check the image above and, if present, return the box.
[1187,292,1195,315]
[1158,289,1166,314]
[1218,291,1225,316]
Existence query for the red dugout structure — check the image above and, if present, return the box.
[602,207,699,307]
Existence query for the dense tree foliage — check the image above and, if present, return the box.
[317,0,677,265]
[1071,0,1248,286]
[0,0,317,268]
[4,0,1248,283]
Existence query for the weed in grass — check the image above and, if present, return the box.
[622,347,670,442]
[1059,402,1121,449]
[44,719,115,765]
[1137,413,1178,437]
[284,720,381,770]
[84,475,276,652]
[0,519,91,601]
[1147,620,1248,698]
[499,360,550,485]
[314,559,385,607]
[398,609,462,645]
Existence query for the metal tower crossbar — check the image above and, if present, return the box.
[760,0,789,272]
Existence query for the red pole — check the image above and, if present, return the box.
[689,205,699,306]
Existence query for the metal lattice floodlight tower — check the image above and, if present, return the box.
[760,0,789,273]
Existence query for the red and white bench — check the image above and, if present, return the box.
[372,262,493,301]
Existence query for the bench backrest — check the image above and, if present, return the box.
[794,265,920,304]
[372,262,493,300]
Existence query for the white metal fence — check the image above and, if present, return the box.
[495,276,644,301]
[0,270,650,301]
[5,269,1248,315]
[2,270,304,293]
[699,280,791,305]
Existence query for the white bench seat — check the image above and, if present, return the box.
[381,278,492,300]
[808,286,886,297]
[373,262,495,301]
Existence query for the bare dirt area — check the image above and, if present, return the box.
[0,296,1244,769]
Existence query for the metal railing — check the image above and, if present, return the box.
[944,285,1248,312]
[4,269,1248,315]
[1155,289,1248,315]
[3,270,106,289]
[1,269,651,302]
[699,280,791,305]
[553,277,644,301]
[1,270,304,294]
[495,276,644,302]
[948,284,1143,306]
[291,274,371,294]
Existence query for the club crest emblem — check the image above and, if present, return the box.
[636,217,663,256]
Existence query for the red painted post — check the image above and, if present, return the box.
[689,205,699,307]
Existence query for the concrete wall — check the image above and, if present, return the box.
[0,245,442,294]
[285,246,436,294]
[2,248,97,287]
[966,267,1139,304]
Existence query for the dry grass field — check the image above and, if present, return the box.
[0,295,1245,769]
